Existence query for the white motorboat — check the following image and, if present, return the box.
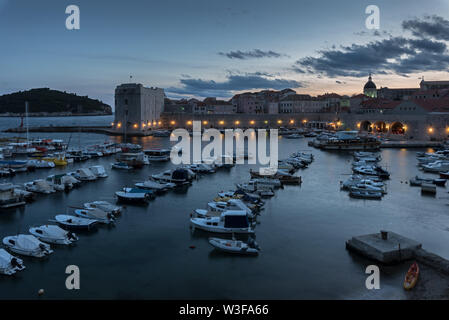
[0,183,26,209]
[111,162,132,170]
[3,234,53,257]
[151,170,173,183]
[285,133,302,139]
[54,214,98,231]
[209,237,260,255]
[27,159,55,168]
[349,184,384,193]
[207,199,255,217]
[190,210,255,234]
[422,161,449,173]
[0,249,25,275]
[29,225,78,245]
[74,168,97,181]
[25,179,56,194]
[185,163,215,173]
[354,152,380,159]
[143,149,171,161]
[341,177,384,190]
[135,180,175,192]
[84,201,122,215]
[90,165,108,178]
[74,208,115,224]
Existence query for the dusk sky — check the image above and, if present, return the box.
[1,0,449,108]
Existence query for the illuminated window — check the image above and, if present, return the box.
[170,121,176,125]
[187,121,192,125]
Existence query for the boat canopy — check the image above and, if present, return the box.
[223,211,249,228]
[16,235,40,250]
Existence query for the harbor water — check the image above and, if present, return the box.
[0,116,448,299]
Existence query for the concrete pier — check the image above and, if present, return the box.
[346,231,422,263]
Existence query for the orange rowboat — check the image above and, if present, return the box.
[403,262,419,290]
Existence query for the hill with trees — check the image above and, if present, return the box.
[0,88,112,116]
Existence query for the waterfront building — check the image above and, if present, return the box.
[420,79,449,90]
[113,83,164,134]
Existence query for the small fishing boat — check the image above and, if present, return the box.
[208,237,260,255]
[143,149,171,161]
[0,183,26,209]
[440,171,449,179]
[190,210,255,234]
[54,214,98,231]
[27,159,56,168]
[285,133,302,139]
[74,168,97,181]
[349,190,382,200]
[115,188,154,204]
[84,201,122,215]
[0,249,25,275]
[74,208,115,224]
[111,162,132,170]
[421,183,436,195]
[29,225,78,245]
[135,180,175,192]
[3,234,53,257]
[90,165,108,178]
[404,262,419,290]
[24,179,56,194]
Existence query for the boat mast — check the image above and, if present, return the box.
[25,101,29,146]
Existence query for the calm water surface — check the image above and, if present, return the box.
[0,116,448,299]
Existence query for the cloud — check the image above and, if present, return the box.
[293,34,449,77]
[354,30,392,37]
[166,74,302,98]
[218,49,288,59]
[402,15,449,41]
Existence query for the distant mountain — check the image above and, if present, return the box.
[0,88,112,116]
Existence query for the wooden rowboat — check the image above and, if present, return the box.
[403,262,419,290]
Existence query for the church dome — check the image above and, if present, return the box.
[364,75,376,90]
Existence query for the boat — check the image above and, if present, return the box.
[250,178,282,188]
[29,225,78,245]
[0,160,28,172]
[116,152,146,169]
[208,237,260,255]
[3,234,53,258]
[143,149,171,161]
[47,174,80,190]
[27,159,56,168]
[0,249,25,275]
[74,208,115,224]
[24,179,56,194]
[353,165,390,179]
[285,133,302,139]
[12,186,35,203]
[84,201,122,215]
[318,132,381,151]
[135,180,175,193]
[111,162,132,170]
[421,183,436,195]
[410,176,446,187]
[54,214,98,231]
[422,161,449,173]
[74,168,97,181]
[90,165,108,178]
[152,130,171,137]
[0,183,26,209]
[349,183,384,193]
[118,143,142,153]
[151,170,173,183]
[0,168,15,177]
[42,153,68,166]
[190,210,255,234]
[341,177,384,190]
[439,171,449,179]
[349,190,382,200]
[403,262,419,290]
[171,168,194,185]
[184,163,216,173]
[115,188,154,204]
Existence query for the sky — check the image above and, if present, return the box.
[1,0,449,108]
